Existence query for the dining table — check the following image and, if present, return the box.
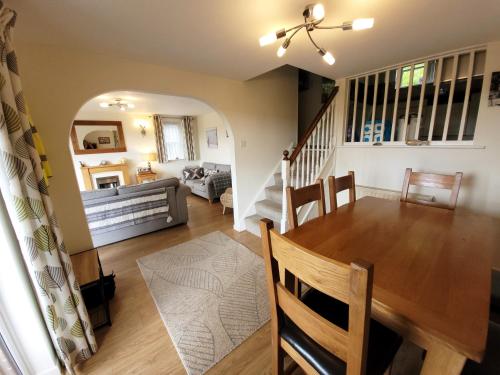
[283,196,500,375]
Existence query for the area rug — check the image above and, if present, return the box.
[137,231,269,375]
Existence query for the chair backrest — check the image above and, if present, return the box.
[286,179,326,230]
[260,219,373,375]
[328,171,356,212]
[400,168,463,210]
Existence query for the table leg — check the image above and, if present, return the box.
[420,342,466,375]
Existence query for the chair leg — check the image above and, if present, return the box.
[272,342,285,375]
[222,206,226,215]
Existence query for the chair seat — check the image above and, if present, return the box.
[281,289,402,375]
[461,321,500,374]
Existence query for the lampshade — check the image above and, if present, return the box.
[143,152,157,162]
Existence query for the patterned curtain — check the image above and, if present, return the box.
[153,114,167,163]
[183,116,196,161]
[0,5,97,374]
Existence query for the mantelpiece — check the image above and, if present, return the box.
[81,164,130,191]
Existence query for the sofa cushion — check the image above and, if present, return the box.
[183,167,204,180]
[202,162,216,171]
[216,164,231,173]
[118,178,179,195]
[189,179,208,193]
[81,188,117,201]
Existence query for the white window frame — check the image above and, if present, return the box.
[161,117,186,161]
[343,45,487,148]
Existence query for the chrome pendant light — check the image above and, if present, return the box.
[259,4,374,65]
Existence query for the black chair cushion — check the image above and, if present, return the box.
[461,321,500,375]
[281,289,402,375]
[490,270,500,314]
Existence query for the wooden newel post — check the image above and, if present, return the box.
[281,151,291,234]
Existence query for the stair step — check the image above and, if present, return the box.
[244,214,280,237]
[255,199,282,223]
[273,173,282,185]
[265,184,282,203]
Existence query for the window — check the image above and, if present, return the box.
[162,118,185,160]
[344,48,486,144]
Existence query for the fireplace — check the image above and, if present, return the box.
[95,175,120,189]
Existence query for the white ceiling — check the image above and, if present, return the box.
[79,91,214,116]
[10,0,500,80]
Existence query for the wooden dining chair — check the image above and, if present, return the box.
[260,219,402,375]
[400,168,463,210]
[328,171,356,212]
[286,179,326,230]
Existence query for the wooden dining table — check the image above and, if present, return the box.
[283,196,500,375]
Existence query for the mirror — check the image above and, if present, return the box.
[71,120,127,154]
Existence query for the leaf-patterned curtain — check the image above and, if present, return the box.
[153,114,167,163]
[0,4,97,374]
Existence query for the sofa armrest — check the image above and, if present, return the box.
[175,184,191,223]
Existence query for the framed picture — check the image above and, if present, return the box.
[488,71,500,107]
[206,127,218,149]
[98,136,111,144]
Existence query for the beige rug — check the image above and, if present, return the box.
[137,231,269,375]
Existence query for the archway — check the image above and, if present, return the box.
[68,90,237,248]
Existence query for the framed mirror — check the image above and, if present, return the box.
[71,120,127,154]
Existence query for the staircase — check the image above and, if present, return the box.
[244,87,339,237]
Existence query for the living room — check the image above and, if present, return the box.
[70,91,234,247]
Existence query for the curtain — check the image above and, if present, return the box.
[153,114,167,163]
[183,116,196,161]
[0,5,97,374]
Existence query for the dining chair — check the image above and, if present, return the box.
[400,168,463,210]
[328,171,356,212]
[260,219,402,375]
[286,178,326,230]
[461,321,500,374]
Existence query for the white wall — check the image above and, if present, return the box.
[16,41,298,253]
[197,112,232,165]
[70,110,206,190]
[333,41,500,216]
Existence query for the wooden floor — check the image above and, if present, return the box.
[75,195,275,375]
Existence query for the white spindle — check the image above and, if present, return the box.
[458,52,475,141]
[428,58,443,141]
[442,55,459,141]
[306,137,311,185]
[281,156,290,233]
[301,148,306,188]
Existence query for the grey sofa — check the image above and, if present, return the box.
[81,178,191,247]
[182,162,231,202]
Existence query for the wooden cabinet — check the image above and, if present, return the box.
[136,172,157,184]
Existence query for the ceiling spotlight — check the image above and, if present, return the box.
[277,38,291,58]
[259,3,375,66]
[318,48,335,65]
[99,102,110,108]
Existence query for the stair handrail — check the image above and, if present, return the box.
[284,86,339,164]
[280,85,339,233]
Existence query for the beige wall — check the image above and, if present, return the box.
[71,110,204,190]
[197,112,233,165]
[17,42,298,254]
[333,41,500,216]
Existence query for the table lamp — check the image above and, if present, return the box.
[142,152,157,171]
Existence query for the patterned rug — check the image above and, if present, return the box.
[137,231,269,375]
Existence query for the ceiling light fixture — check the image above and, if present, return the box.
[99,98,135,111]
[259,3,374,66]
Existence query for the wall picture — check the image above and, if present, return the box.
[206,127,218,148]
[98,136,111,144]
[488,71,500,107]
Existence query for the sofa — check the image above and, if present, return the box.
[81,178,191,247]
[182,162,231,202]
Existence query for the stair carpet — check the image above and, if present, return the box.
[245,173,283,237]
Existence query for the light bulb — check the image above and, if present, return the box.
[322,51,335,65]
[127,103,135,109]
[259,32,278,47]
[312,4,325,21]
[352,18,374,31]
[120,106,126,111]
[99,102,109,108]
[277,46,287,58]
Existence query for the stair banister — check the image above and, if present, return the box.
[280,86,339,233]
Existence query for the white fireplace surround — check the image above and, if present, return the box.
[91,171,125,189]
